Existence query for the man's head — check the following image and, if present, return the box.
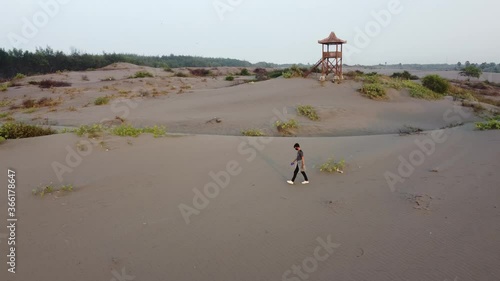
[294,143,300,150]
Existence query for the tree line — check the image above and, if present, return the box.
[0,47,264,79]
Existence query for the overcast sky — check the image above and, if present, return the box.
[1,0,499,65]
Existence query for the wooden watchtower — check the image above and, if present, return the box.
[304,32,347,79]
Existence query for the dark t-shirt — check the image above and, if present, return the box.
[296,150,304,161]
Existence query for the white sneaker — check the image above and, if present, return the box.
[287,180,294,185]
[301,181,309,184]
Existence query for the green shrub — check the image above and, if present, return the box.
[142,125,167,138]
[36,80,71,88]
[75,124,104,138]
[275,119,299,135]
[13,73,26,80]
[476,119,500,130]
[360,83,387,99]
[390,71,418,80]
[297,105,319,121]
[344,70,364,79]
[0,136,5,144]
[282,71,293,79]
[242,129,265,136]
[163,67,173,72]
[0,112,11,119]
[225,75,235,81]
[422,75,450,94]
[319,158,345,173]
[401,80,442,100]
[363,74,381,84]
[1,84,9,92]
[268,70,284,78]
[240,68,251,76]
[112,124,143,137]
[174,72,188,77]
[282,65,303,79]
[94,96,110,105]
[0,122,56,139]
[133,71,154,78]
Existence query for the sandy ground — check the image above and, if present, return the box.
[1,64,499,281]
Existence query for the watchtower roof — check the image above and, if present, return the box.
[318,32,346,45]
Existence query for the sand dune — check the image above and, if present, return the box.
[1,65,499,281]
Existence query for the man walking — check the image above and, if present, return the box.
[288,143,309,185]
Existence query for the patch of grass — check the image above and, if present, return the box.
[475,96,500,107]
[242,129,265,136]
[142,125,167,138]
[23,108,38,114]
[401,80,442,100]
[36,97,62,107]
[13,73,26,80]
[0,122,56,139]
[225,75,235,81]
[94,96,110,105]
[68,106,77,112]
[360,83,387,100]
[112,124,166,138]
[448,85,477,101]
[462,101,486,113]
[319,158,345,174]
[101,76,116,81]
[81,75,89,81]
[0,99,13,107]
[112,124,143,137]
[297,105,319,121]
[275,119,299,135]
[174,72,188,77]
[0,83,8,92]
[8,82,22,88]
[75,124,104,138]
[164,67,173,72]
[32,184,74,197]
[0,136,5,144]
[132,71,154,78]
[0,112,11,119]
[344,70,364,80]
[399,125,423,136]
[476,118,500,130]
[61,185,74,192]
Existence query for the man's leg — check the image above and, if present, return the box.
[291,165,299,182]
[301,171,309,181]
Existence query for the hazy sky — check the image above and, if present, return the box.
[1,0,499,65]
